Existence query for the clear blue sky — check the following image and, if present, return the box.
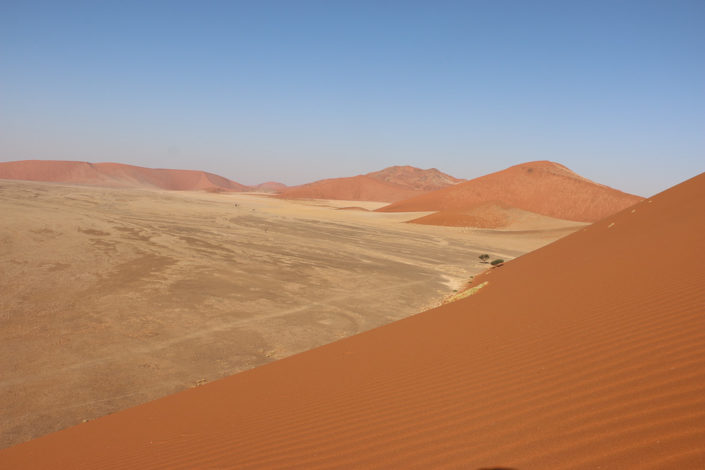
[2,0,703,195]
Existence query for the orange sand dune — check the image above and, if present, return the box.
[410,202,514,228]
[1,173,704,469]
[379,161,644,222]
[0,160,249,192]
[278,166,462,202]
[409,202,586,230]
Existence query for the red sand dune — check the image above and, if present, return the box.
[378,161,644,222]
[0,160,249,192]
[278,166,463,202]
[410,202,514,228]
[1,173,703,468]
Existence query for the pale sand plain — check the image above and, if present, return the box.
[0,179,583,448]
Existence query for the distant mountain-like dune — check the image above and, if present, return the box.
[379,161,644,222]
[1,172,702,468]
[0,160,249,192]
[278,166,463,202]
[252,181,288,193]
[366,165,465,191]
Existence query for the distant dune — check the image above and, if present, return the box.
[379,161,644,223]
[366,165,465,191]
[252,181,287,193]
[278,166,463,202]
[410,202,538,229]
[0,160,250,192]
[1,172,702,468]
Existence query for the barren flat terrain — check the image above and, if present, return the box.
[0,179,582,448]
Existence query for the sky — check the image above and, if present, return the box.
[1,0,703,195]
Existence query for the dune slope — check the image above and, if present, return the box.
[278,166,462,202]
[379,161,644,222]
[1,173,703,469]
[408,202,515,228]
[366,165,465,191]
[0,160,249,191]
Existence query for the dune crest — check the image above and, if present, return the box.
[0,172,702,468]
[0,160,249,192]
[379,160,644,222]
[278,166,463,202]
[252,181,287,193]
[366,165,465,191]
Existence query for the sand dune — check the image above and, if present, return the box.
[366,165,465,191]
[252,181,288,193]
[0,160,250,192]
[409,203,589,230]
[0,169,701,468]
[409,202,517,228]
[278,166,463,202]
[0,179,571,451]
[379,161,644,222]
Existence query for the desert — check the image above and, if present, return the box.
[0,173,583,451]
[3,2,703,467]
[0,169,702,469]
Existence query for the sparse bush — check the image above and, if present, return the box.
[478,254,490,263]
[490,259,504,266]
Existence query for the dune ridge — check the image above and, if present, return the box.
[278,166,463,202]
[252,181,288,193]
[379,161,644,223]
[0,160,250,192]
[366,165,465,191]
[0,171,702,468]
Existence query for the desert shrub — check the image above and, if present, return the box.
[478,254,490,263]
[490,259,504,266]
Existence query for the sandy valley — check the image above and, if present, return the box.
[0,179,583,448]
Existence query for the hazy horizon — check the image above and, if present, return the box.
[2,1,704,196]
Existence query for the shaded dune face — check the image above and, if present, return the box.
[378,161,644,223]
[1,173,703,468]
[0,160,249,192]
[278,166,463,202]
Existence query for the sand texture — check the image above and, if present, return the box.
[0,179,575,450]
[0,172,702,468]
[378,161,644,222]
[279,166,463,202]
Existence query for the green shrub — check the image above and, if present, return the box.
[490,259,504,266]
[478,254,490,263]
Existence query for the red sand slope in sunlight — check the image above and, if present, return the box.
[378,161,644,222]
[0,160,249,192]
[1,173,704,469]
[278,166,462,202]
[410,202,513,228]
[408,202,585,229]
